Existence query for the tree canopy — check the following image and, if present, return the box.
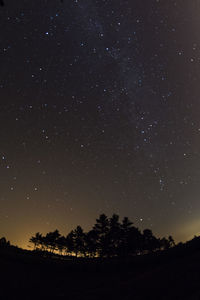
[29,213,175,258]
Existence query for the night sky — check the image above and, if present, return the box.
[1,0,200,248]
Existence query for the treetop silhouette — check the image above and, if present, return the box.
[29,213,175,258]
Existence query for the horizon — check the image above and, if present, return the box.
[3,213,200,250]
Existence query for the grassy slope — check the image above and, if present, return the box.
[1,247,200,299]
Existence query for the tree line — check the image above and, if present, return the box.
[29,214,175,258]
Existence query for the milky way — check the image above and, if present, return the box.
[0,0,200,247]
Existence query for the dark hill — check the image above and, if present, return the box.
[1,244,200,299]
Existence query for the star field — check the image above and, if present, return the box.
[1,0,200,248]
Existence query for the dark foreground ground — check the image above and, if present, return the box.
[1,246,200,300]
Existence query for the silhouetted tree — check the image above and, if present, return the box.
[65,230,75,255]
[73,226,86,257]
[119,217,133,256]
[57,235,66,255]
[93,214,110,257]
[142,229,160,252]
[160,236,175,250]
[127,226,143,255]
[168,235,175,247]
[160,237,170,250]
[107,214,121,257]
[85,229,98,257]
[45,230,60,253]
[29,232,44,250]
[0,237,10,247]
